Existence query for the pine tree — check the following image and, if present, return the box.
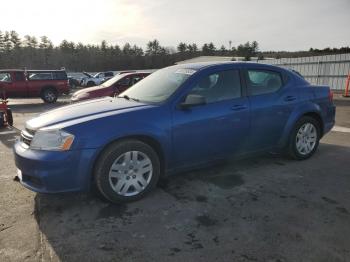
[10,31,21,49]
[0,31,4,52]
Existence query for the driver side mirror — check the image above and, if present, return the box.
[179,94,206,109]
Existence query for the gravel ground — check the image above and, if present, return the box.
[0,95,349,262]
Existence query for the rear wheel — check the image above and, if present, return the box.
[41,88,58,103]
[94,140,160,203]
[288,116,320,160]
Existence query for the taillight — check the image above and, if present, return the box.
[329,89,334,103]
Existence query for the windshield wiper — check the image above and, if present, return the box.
[117,95,140,102]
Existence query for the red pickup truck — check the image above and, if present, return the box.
[0,69,69,103]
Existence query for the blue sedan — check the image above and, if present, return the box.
[14,62,336,203]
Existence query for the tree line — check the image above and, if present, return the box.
[0,30,349,72]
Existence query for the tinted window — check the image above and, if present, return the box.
[247,70,282,95]
[104,72,114,77]
[28,71,67,80]
[28,73,52,80]
[189,70,241,103]
[53,72,67,80]
[118,77,130,86]
[131,75,142,85]
[15,72,25,81]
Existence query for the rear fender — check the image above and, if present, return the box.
[278,102,322,147]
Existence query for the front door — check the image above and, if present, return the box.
[12,71,28,97]
[172,69,250,168]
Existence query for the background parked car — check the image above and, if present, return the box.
[71,72,150,102]
[68,77,81,89]
[0,69,69,103]
[81,71,115,87]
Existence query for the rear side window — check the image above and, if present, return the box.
[28,71,67,80]
[189,69,241,103]
[28,73,53,80]
[53,72,67,80]
[247,70,283,96]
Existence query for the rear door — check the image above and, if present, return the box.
[244,68,298,150]
[172,68,250,167]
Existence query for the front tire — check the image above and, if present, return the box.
[94,140,161,203]
[288,116,321,160]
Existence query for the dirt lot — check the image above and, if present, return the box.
[0,95,350,262]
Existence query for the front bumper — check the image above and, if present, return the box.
[14,141,98,193]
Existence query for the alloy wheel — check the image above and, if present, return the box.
[295,122,317,155]
[108,151,153,196]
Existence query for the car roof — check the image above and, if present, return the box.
[121,72,151,77]
[27,70,66,72]
[0,69,25,72]
[0,69,66,72]
[176,61,284,71]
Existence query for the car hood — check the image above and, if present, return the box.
[26,97,150,130]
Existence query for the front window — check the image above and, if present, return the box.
[122,67,195,103]
[188,70,241,103]
[118,77,130,86]
[0,73,12,82]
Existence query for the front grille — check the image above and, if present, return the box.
[21,128,35,146]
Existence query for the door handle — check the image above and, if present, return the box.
[284,96,296,102]
[231,105,247,111]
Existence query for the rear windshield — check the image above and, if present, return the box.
[27,71,67,80]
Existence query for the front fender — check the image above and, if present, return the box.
[64,106,171,164]
[278,102,322,147]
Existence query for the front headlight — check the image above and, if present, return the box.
[30,129,75,151]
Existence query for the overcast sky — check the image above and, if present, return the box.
[0,0,349,51]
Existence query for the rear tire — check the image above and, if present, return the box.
[288,116,321,160]
[41,88,58,103]
[94,140,161,203]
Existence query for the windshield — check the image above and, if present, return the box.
[93,72,103,78]
[83,72,93,78]
[101,74,126,87]
[121,67,195,103]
